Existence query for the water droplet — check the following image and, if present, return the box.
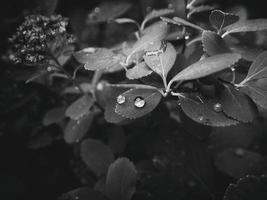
[83,47,96,53]
[96,82,104,91]
[47,66,53,72]
[88,13,97,21]
[134,97,146,108]
[230,67,235,72]
[185,35,190,40]
[235,148,245,157]
[213,103,223,112]
[198,115,204,122]
[117,95,126,105]
[75,196,79,200]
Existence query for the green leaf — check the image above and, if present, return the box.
[126,21,169,63]
[219,85,256,123]
[143,41,177,79]
[81,139,114,177]
[115,88,162,119]
[215,148,265,178]
[65,95,94,120]
[179,94,238,127]
[74,48,125,71]
[209,10,239,32]
[202,31,231,56]
[64,113,94,144]
[170,53,241,84]
[105,158,137,200]
[223,19,267,37]
[59,187,107,200]
[224,175,267,200]
[42,106,65,126]
[126,62,153,80]
[86,1,131,24]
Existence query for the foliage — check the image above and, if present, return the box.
[2,0,267,200]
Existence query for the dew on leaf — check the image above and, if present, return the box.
[198,115,204,122]
[230,67,236,72]
[213,103,223,112]
[94,7,100,13]
[134,97,146,108]
[117,95,126,105]
[96,82,104,91]
[185,35,190,40]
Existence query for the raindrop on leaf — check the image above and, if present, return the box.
[213,103,223,112]
[134,97,146,108]
[117,95,126,105]
[235,148,245,157]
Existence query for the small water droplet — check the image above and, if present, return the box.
[75,196,79,200]
[213,103,223,112]
[185,35,190,40]
[134,97,146,108]
[117,95,126,105]
[47,66,53,72]
[235,148,245,157]
[96,82,104,91]
[230,67,235,72]
[198,115,204,122]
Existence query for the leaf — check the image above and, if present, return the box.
[64,113,94,144]
[105,158,137,200]
[241,51,267,83]
[126,21,169,61]
[219,85,256,122]
[65,95,94,120]
[143,8,175,26]
[238,51,267,109]
[202,31,231,56]
[179,94,238,127]
[161,16,204,31]
[187,5,215,19]
[209,124,259,154]
[58,187,107,200]
[143,42,177,79]
[115,88,162,119]
[215,148,265,178]
[99,84,130,124]
[86,1,131,24]
[62,83,93,94]
[74,48,125,71]
[209,10,239,32]
[81,139,114,177]
[240,79,267,109]
[106,126,126,155]
[230,45,263,62]
[42,106,65,126]
[170,53,241,84]
[126,62,153,80]
[223,175,267,200]
[223,19,267,37]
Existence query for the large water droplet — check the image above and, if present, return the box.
[213,103,223,112]
[117,95,126,105]
[134,97,146,108]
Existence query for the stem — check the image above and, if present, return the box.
[50,56,85,95]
